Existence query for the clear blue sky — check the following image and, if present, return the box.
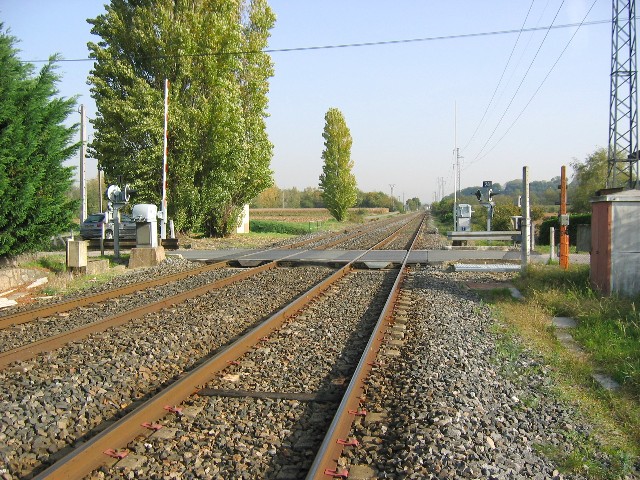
[1,0,612,204]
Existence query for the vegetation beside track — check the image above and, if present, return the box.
[478,264,640,479]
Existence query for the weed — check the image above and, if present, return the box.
[535,430,635,479]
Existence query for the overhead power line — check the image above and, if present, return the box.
[23,18,612,64]
[469,0,567,165]
[462,0,537,152]
[472,0,599,164]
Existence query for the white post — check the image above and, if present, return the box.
[161,79,169,239]
[453,156,457,231]
[530,221,535,251]
[521,166,531,271]
[549,226,555,263]
[79,104,87,222]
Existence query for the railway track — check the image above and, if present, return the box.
[0,216,600,479]
[0,215,426,367]
[0,217,421,479]
[0,215,422,478]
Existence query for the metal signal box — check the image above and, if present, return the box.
[132,204,158,248]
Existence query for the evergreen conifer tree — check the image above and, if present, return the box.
[0,27,78,257]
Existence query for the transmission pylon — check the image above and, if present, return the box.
[608,0,639,189]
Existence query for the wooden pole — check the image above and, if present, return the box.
[79,104,87,222]
[560,165,569,269]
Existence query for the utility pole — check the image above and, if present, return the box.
[79,104,87,223]
[453,148,462,231]
[389,184,395,211]
[98,169,103,213]
[608,0,639,189]
[521,167,530,271]
[559,165,570,269]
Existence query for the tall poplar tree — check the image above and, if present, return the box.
[88,0,275,236]
[319,108,357,221]
[0,27,78,258]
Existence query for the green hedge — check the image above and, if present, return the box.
[249,220,312,235]
[538,213,591,245]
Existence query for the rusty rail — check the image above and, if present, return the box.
[305,214,426,479]
[0,261,282,370]
[0,261,228,330]
[33,246,393,479]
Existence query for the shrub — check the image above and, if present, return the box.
[538,214,591,245]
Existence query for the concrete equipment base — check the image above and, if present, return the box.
[128,246,166,269]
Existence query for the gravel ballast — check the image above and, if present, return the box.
[0,265,333,478]
[343,266,629,479]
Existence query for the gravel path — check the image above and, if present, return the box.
[0,265,333,478]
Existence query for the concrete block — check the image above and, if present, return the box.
[86,259,110,275]
[128,247,166,269]
[67,240,88,268]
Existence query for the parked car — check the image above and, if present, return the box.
[80,213,137,240]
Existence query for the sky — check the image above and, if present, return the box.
[1,0,613,205]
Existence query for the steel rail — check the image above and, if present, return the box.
[373,212,424,249]
[32,236,397,480]
[0,261,230,330]
[0,261,283,370]
[0,232,327,330]
[305,214,426,480]
[315,214,414,250]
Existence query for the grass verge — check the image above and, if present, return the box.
[17,253,130,297]
[475,264,640,478]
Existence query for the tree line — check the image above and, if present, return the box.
[429,148,611,230]
[252,185,421,212]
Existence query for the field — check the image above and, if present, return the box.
[249,208,389,223]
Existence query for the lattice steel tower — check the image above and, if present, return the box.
[608,0,639,189]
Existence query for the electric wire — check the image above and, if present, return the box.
[461,0,537,152]
[22,18,612,64]
[473,0,599,164]
[467,0,567,166]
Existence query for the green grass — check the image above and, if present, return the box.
[515,264,640,393]
[26,255,67,273]
[249,219,322,235]
[482,264,640,478]
[535,432,636,479]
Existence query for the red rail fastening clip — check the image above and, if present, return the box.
[259,336,269,342]
[141,422,163,431]
[163,405,183,414]
[368,361,385,367]
[337,438,360,447]
[348,409,367,417]
[226,360,240,365]
[104,448,129,459]
[324,468,349,478]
